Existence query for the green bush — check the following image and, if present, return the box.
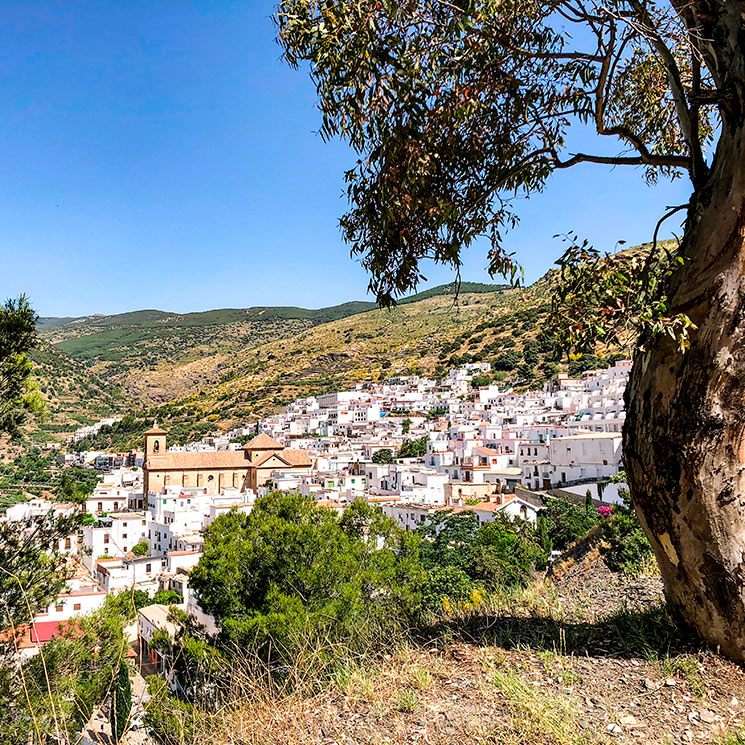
[599,491,654,574]
[398,436,428,458]
[421,565,476,613]
[417,511,542,591]
[372,448,394,464]
[188,494,424,660]
[541,496,600,551]
[153,589,183,605]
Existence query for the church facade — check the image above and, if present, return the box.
[142,427,312,496]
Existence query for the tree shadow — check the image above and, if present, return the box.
[427,601,701,660]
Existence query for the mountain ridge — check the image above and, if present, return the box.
[37,282,507,333]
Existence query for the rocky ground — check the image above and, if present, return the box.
[135,544,745,745]
[198,554,745,744]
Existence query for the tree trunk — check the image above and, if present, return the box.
[624,121,745,661]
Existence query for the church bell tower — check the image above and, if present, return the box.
[144,424,167,458]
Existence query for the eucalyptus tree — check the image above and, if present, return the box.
[275,1,745,659]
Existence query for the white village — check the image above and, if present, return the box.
[2,360,628,685]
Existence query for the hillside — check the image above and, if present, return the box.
[143,543,745,745]
[67,271,626,451]
[37,283,506,407]
[33,259,646,450]
[24,342,128,443]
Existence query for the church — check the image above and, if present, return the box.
[142,426,312,496]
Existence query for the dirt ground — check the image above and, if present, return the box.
[208,552,745,745]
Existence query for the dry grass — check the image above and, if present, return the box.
[144,576,745,745]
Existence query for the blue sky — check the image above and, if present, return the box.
[0,1,693,317]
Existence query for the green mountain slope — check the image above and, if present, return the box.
[37,283,506,406]
[25,342,128,443]
[68,271,627,451]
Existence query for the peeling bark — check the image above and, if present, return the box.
[625,119,745,660]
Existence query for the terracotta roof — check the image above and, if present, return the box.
[144,425,168,435]
[146,451,249,470]
[29,620,81,645]
[252,449,313,468]
[244,433,283,450]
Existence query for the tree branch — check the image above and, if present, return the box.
[553,152,691,169]
[627,0,707,184]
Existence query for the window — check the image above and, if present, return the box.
[73,603,81,611]
[208,475,214,481]
[97,502,103,512]
[146,563,152,573]
[122,533,128,539]
[124,547,128,553]
[64,537,71,550]
[103,534,110,544]
[142,520,146,526]
[154,440,160,452]
[55,604,63,612]
[104,548,109,555]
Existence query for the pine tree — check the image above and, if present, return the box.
[585,490,593,511]
[111,661,132,744]
[538,517,551,558]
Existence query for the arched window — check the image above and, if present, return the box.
[153,440,160,452]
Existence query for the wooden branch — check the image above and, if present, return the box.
[554,152,691,169]
[627,0,706,184]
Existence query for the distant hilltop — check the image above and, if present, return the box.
[37,281,507,331]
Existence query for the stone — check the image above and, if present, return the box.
[665,678,676,686]
[699,710,717,724]
[620,715,638,726]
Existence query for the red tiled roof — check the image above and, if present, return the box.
[244,433,283,450]
[29,620,75,645]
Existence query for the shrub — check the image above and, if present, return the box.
[188,494,424,661]
[599,492,654,574]
[372,448,393,464]
[399,436,428,458]
[417,511,542,591]
[132,541,149,557]
[541,496,600,551]
[153,589,183,605]
[492,350,521,371]
[421,565,476,613]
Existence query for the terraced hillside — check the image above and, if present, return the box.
[25,342,128,443]
[37,283,505,405]
[179,283,562,424]
[69,271,627,452]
